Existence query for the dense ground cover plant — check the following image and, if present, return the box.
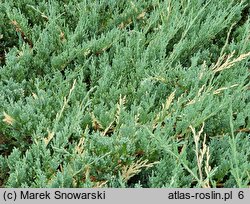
[0,0,249,187]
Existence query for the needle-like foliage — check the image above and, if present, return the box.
[0,0,249,187]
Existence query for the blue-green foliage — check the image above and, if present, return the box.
[0,0,249,187]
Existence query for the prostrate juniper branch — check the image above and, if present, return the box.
[0,0,249,188]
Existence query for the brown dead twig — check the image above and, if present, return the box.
[212,51,250,73]
[190,123,212,188]
[10,20,33,48]
[2,112,15,126]
[121,159,159,182]
[91,95,126,136]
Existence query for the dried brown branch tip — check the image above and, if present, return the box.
[2,112,15,126]
[10,20,33,48]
